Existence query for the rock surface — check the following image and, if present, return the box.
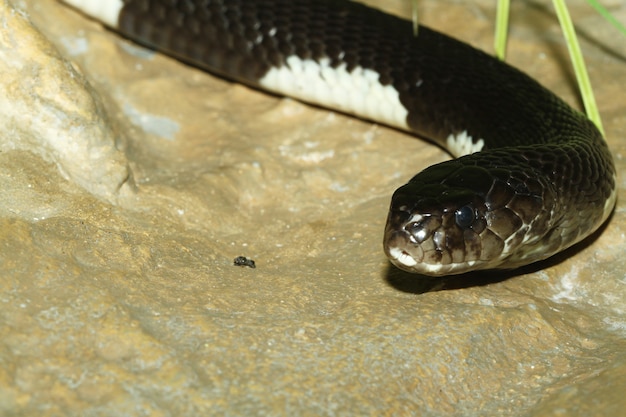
[2,0,626,415]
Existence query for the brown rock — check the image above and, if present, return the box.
[1,0,625,415]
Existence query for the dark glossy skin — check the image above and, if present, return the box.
[113,0,615,275]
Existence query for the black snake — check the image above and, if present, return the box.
[61,0,617,276]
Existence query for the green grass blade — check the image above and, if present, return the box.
[412,0,419,36]
[552,0,604,134]
[494,0,510,60]
[586,0,626,36]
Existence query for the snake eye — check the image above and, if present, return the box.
[455,205,475,229]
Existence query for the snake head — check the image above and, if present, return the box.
[383,161,548,275]
[384,182,498,275]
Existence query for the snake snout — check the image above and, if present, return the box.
[384,184,499,275]
[384,227,424,270]
[383,204,444,274]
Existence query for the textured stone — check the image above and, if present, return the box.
[1,0,625,415]
[0,0,129,203]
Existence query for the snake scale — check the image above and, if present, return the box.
[61,0,616,276]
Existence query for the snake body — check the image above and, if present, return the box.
[62,0,616,276]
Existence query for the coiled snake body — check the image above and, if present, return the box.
[62,0,616,276]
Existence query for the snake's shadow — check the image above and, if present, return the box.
[384,211,614,294]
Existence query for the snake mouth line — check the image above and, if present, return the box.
[385,236,479,276]
[385,229,421,267]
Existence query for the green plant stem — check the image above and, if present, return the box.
[586,0,626,36]
[552,0,604,134]
[412,0,419,36]
[494,0,510,60]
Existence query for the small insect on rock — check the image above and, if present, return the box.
[233,256,256,269]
